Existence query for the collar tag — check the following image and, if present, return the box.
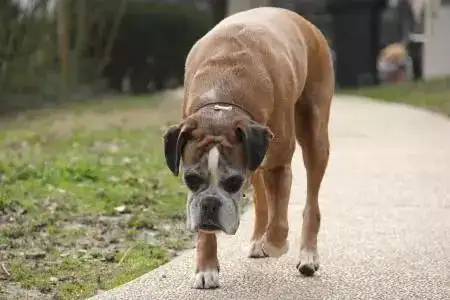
[213,104,232,111]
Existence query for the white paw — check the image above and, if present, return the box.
[296,248,319,276]
[192,268,220,289]
[262,235,289,258]
[248,239,267,258]
[248,234,289,258]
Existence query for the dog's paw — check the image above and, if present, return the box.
[192,268,220,289]
[248,234,289,259]
[296,249,319,276]
[262,236,289,258]
[248,239,268,258]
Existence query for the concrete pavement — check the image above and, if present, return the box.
[91,95,450,300]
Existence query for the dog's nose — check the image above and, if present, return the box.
[199,197,222,231]
[200,197,222,216]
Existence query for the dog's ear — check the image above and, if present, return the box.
[235,120,273,171]
[163,122,193,176]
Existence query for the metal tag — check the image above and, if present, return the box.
[213,104,233,111]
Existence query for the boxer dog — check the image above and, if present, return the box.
[163,6,334,289]
[377,43,413,83]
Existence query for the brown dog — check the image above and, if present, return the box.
[163,6,334,289]
[377,43,412,83]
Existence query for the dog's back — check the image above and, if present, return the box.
[183,7,333,124]
[182,7,334,168]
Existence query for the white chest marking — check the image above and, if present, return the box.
[208,146,220,185]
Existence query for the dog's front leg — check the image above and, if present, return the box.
[192,231,220,289]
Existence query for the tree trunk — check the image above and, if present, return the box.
[97,0,128,76]
[74,0,87,85]
[56,0,70,97]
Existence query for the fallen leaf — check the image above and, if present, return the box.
[114,205,127,214]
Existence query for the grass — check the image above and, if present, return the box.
[340,76,450,117]
[0,89,192,300]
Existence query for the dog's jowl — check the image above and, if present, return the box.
[163,6,334,289]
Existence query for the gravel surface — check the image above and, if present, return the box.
[90,95,450,300]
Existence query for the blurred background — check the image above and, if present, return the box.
[0,1,449,299]
[1,0,448,113]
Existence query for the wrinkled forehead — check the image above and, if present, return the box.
[182,142,245,178]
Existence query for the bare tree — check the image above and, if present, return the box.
[97,0,128,75]
[56,0,70,93]
[73,0,87,84]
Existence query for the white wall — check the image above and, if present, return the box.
[423,3,450,78]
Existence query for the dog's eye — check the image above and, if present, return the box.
[222,175,244,194]
[184,174,205,191]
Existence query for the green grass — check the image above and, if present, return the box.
[340,76,450,117]
[0,90,192,300]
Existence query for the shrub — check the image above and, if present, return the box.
[102,2,213,94]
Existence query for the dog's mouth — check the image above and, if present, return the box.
[197,221,224,233]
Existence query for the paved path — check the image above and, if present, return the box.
[92,95,450,300]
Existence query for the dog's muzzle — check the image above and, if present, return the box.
[198,196,223,231]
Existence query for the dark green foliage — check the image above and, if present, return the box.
[0,0,213,113]
[102,2,213,93]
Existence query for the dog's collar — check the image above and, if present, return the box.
[194,101,254,120]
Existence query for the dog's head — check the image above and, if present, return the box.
[163,107,272,235]
[377,43,410,83]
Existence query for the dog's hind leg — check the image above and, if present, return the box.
[294,78,333,276]
[248,150,295,259]
[261,163,293,257]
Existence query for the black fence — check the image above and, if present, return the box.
[288,0,404,88]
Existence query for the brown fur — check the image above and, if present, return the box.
[169,6,334,284]
[377,43,410,83]
[180,108,250,171]
[379,43,407,63]
[196,232,219,273]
